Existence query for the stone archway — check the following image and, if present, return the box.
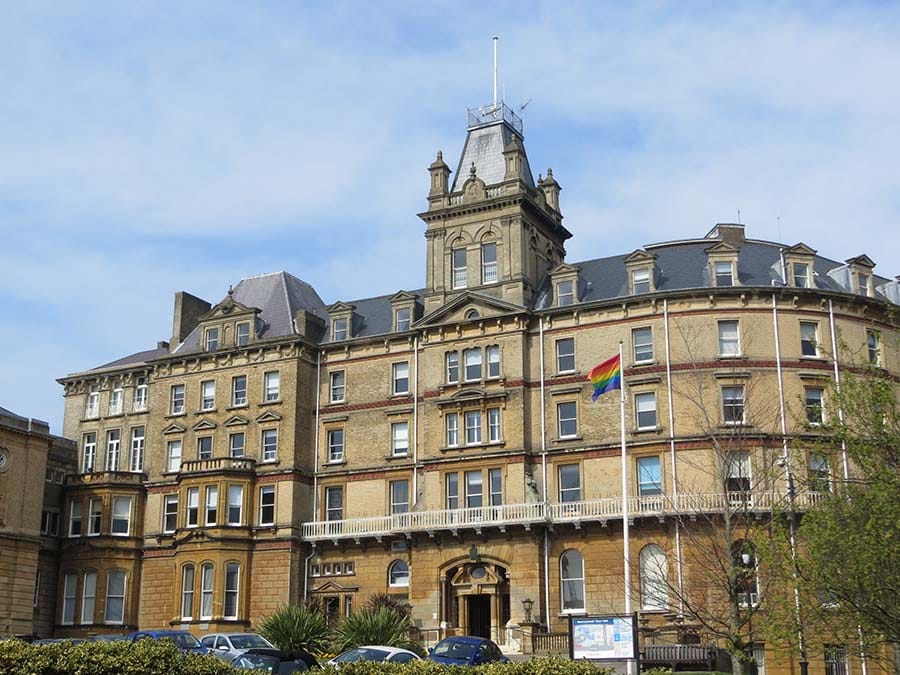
[440,557,510,644]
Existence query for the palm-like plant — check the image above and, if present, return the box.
[330,606,423,655]
[256,603,329,654]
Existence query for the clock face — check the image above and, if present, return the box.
[0,449,8,472]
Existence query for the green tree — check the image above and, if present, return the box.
[330,606,424,655]
[256,602,330,654]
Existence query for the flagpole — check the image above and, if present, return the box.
[619,340,632,675]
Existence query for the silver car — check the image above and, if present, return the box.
[200,632,276,660]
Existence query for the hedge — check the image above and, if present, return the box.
[0,639,238,675]
[0,641,619,675]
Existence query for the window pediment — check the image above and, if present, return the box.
[191,419,217,431]
[256,411,282,423]
[418,291,524,328]
[224,415,249,427]
[162,423,186,434]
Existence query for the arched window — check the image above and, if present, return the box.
[734,541,759,607]
[639,545,668,611]
[560,549,585,612]
[465,309,480,321]
[389,560,410,587]
[180,564,194,621]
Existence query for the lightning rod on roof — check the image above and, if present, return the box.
[493,36,499,108]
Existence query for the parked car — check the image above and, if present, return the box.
[232,648,315,672]
[201,632,276,661]
[31,638,87,645]
[89,634,128,642]
[127,629,208,654]
[427,636,508,666]
[327,646,421,666]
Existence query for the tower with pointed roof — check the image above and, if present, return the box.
[419,102,571,312]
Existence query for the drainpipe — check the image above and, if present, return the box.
[303,544,317,601]
[663,299,685,614]
[773,294,809,675]
[827,300,850,481]
[313,351,321,523]
[539,317,551,629]
[413,336,420,506]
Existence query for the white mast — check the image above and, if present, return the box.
[493,36,499,108]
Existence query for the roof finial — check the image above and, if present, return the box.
[470,162,477,177]
[227,285,234,297]
[436,150,443,162]
[547,167,554,178]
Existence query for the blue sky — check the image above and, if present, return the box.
[2,1,899,434]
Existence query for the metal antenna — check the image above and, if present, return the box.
[737,209,742,224]
[777,212,782,241]
[493,36,499,108]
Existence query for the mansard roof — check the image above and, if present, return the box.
[450,121,535,192]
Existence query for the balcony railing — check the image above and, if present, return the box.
[181,457,257,474]
[301,490,825,542]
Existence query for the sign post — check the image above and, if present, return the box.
[569,614,640,673]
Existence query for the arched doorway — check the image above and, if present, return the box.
[440,559,510,644]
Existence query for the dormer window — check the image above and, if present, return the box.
[481,242,497,284]
[235,322,250,347]
[714,261,734,287]
[395,308,411,332]
[631,268,651,295]
[558,280,575,306]
[452,248,468,289]
[857,273,870,296]
[205,327,219,351]
[333,318,348,341]
[793,263,810,288]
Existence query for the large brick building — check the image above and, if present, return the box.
[45,101,900,673]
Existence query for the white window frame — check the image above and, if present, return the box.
[129,426,144,472]
[557,279,575,306]
[559,464,581,503]
[68,500,83,537]
[332,317,348,341]
[391,421,409,457]
[464,348,482,381]
[489,467,502,506]
[446,413,459,447]
[259,486,276,526]
[181,564,194,621]
[88,497,102,536]
[205,486,218,526]
[718,320,741,357]
[105,429,121,472]
[264,371,280,402]
[637,456,663,498]
[325,486,343,521]
[481,241,497,284]
[557,401,578,439]
[329,371,346,402]
[793,262,810,288]
[261,429,278,462]
[81,571,97,624]
[227,485,243,526]
[639,544,669,611]
[465,410,482,445]
[232,375,247,406]
[205,326,219,351]
[224,562,240,620]
[61,572,77,625]
[632,268,650,294]
[133,377,148,412]
[722,385,746,425]
[805,387,825,425]
[163,494,178,533]
[635,392,658,430]
[167,440,182,473]
[488,407,501,443]
[108,386,123,416]
[445,472,459,510]
[867,330,881,366]
[171,384,185,415]
[104,571,126,624]
[556,337,575,373]
[714,260,734,287]
[229,432,245,458]
[389,560,410,587]
[82,432,97,473]
[186,487,199,528]
[800,322,819,357]
[197,435,212,461]
[235,322,251,347]
[486,345,501,379]
[452,248,467,289]
[465,470,483,508]
[390,479,409,515]
[446,351,459,384]
[395,307,411,332]
[392,362,409,395]
[111,496,131,536]
[560,549,586,612]
[200,380,216,410]
[85,386,100,419]
[200,564,214,620]
[327,429,344,463]
[633,327,653,364]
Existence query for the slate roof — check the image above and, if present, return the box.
[94,347,171,371]
[450,121,535,192]
[325,290,425,342]
[174,271,326,353]
[0,405,28,422]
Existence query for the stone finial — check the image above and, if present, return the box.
[428,149,451,199]
[436,151,443,162]
[227,285,234,297]
[470,162,477,177]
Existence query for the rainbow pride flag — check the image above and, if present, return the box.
[588,354,622,401]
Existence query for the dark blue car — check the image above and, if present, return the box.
[427,636,508,666]
[127,629,209,655]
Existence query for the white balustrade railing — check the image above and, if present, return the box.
[302,490,822,541]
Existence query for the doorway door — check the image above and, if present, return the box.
[467,595,491,639]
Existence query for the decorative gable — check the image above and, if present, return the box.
[326,302,358,341]
[624,249,658,295]
[162,423,186,435]
[783,243,817,288]
[389,291,423,333]
[195,289,262,351]
[417,291,525,328]
[846,255,877,296]
[256,410,283,423]
[549,263,582,307]
[224,415,249,427]
[704,241,740,288]
[191,419,217,432]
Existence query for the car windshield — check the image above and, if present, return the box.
[433,640,475,659]
[234,654,279,671]
[169,633,201,648]
[334,648,391,663]
[230,635,272,649]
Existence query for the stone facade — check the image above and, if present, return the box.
[0,407,76,638]
[37,100,900,675]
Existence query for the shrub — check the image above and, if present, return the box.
[330,606,423,655]
[325,657,616,675]
[366,593,412,618]
[0,638,238,675]
[256,602,330,654]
